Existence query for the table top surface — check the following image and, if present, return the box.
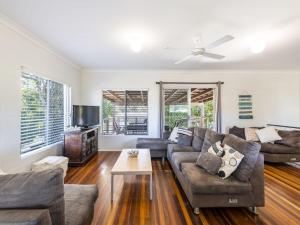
[111,149,152,174]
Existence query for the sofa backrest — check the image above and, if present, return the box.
[0,168,65,225]
[222,134,261,182]
[192,127,207,151]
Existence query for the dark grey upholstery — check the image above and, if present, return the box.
[181,163,252,194]
[0,169,98,225]
[261,143,300,154]
[0,169,65,225]
[196,152,222,175]
[136,138,173,158]
[229,126,300,163]
[167,129,265,210]
[192,128,207,151]
[223,134,261,182]
[201,129,225,153]
[171,152,199,171]
[0,209,52,225]
[65,185,98,225]
[167,144,193,159]
[177,134,193,146]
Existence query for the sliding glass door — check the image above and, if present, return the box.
[163,87,215,131]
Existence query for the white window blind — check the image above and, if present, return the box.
[21,72,70,153]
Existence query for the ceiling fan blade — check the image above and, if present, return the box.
[205,35,234,49]
[201,52,225,60]
[174,55,193,64]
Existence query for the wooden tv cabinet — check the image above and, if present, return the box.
[64,127,99,166]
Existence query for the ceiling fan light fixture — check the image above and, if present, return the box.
[129,36,143,53]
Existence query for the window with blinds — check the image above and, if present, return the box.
[21,73,70,153]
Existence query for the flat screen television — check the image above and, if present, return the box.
[72,105,100,128]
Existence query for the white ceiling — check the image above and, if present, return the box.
[0,0,300,70]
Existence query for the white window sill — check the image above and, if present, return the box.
[21,142,62,160]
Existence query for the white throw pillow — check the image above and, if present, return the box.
[245,128,260,142]
[218,145,244,179]
[208,141,224,157]
[0,169,6,175]
[168,127,179,142]
[255,127,282,143]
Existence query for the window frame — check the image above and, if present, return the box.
[20,71,71,154]
[101,89,149,136]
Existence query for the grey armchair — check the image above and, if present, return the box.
[0,168,98,225]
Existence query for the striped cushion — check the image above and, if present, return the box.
[177,128,193,136]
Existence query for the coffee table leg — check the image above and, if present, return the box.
[150,174,153,200]
[111,174,114,201]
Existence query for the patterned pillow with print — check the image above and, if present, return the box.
[207,141,225,157]
[218,145,244,179]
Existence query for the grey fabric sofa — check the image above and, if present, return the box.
[229,126,300,162]
[167,128,264,214]
[136,131,173,162]
[0,168,98,225]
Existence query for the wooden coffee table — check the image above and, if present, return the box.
[111,149,152,201]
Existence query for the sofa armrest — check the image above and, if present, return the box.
[249,153,265,206]
[0,209,52,225]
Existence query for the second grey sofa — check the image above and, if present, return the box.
[167,128,264,214]
[0,168,98,225]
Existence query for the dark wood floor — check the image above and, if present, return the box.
[65,152,300,225]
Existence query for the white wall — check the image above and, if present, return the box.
[0,20,81,173]
[80,70,300,150]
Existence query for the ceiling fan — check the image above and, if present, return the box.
[169,35,234,65]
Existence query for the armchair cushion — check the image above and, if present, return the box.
[223,134,261,182]
[64,184,98,225]
[0,209,52,225]
[0,168,65,225]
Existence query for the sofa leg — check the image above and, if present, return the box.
[193,207,200,215]
[248,207,259,215]
[162,157,165,165]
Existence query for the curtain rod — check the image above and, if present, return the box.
[155,81,224,85]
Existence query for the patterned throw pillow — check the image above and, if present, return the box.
[177,128,193,136]
[218,145,244,179]
[0,169,6,175]
[208,141,224,157]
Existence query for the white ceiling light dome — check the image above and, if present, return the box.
[250,39,266,54]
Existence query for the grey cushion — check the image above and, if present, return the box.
[0,209,52,225]
[229,126,246,139]
[167,144,193,159]
[177,134,193,146]
[201,129,225,153]
[261,143,300,154]
[0,168,65,225]
[181,163,252,194]
[136,138,172,150]
[223,134,261,182]
[171,152,199,171]
[276,130,300,148]
[192,128,207,151]
[65,184,98,225]
[196,152,222,175]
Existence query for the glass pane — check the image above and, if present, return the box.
[164,89,189,131]
[48,80,64,145]
[190,88,214,128]
[125,90,148,135]
[21,74,47,153]
[102,90,125,135]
